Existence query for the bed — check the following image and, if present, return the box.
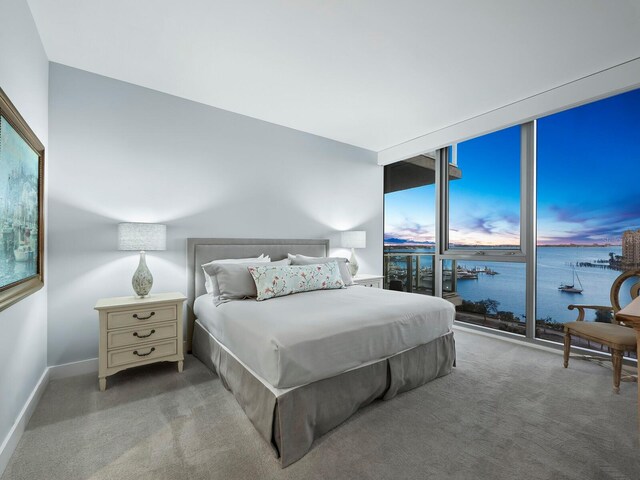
[187,238,456,467]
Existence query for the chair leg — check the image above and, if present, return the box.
[563,332,571,368]
[612,350,623,394]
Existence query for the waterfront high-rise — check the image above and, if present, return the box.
[622,229,640,266]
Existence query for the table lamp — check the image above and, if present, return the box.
[118,223,166,297]
[341,230,366,276]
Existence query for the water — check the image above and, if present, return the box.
[386,246,630,324]
[0,245,36,286]
[534,246,628,323]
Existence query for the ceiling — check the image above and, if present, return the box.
[27,0,640,151]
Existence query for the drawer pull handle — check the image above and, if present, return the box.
[133,329,155,339]
[133,347,156,357]
[133,312,155,320]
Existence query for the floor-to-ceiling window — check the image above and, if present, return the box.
[444,126,527,335]
[383,86,639,355]
[536,88,640,355]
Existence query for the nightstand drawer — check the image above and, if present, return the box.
[107,322,177,349]
[107,339,178,368]
[107,305,177,330]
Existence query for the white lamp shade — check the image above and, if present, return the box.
[341,230,366,249]
[118,223,166,251]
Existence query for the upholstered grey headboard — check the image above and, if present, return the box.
[185,238,329,350]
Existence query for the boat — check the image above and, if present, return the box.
[457,270,478,280]
[14,226,35,262]
[14,243,33,262]
[559,268,583,293]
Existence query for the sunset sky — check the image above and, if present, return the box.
[384,88,640,246]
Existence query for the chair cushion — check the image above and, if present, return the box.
[565,321,637,348]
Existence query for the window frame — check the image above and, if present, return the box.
[439,124,533,261]
[392,87,640,359]
[434,122,536,339]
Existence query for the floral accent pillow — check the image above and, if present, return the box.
[248,261,345,301]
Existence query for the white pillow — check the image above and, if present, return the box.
[201,254,270,295]
[209,258,291,305]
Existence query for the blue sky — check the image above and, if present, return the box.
[537,88,640,244]
[385,87,640,246]
[384,184,436,244]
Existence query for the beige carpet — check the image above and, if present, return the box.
[2,329,639,480]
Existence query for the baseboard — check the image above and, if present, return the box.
[49,357,98,380]
[0,357,98,475]
[49,346,187,378]
[453,323,563,355]
[452,323,638,367]
[0,368,49,477]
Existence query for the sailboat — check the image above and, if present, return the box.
[559,268,583,293]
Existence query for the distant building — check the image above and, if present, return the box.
[622,229,640,266]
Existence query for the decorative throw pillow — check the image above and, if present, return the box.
[249,261,345,301]
[201,254,269,295]
[206,258,290,305]
[288,254,354,286]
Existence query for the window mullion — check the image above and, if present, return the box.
[434,148,444,297]
[523,121,537,339]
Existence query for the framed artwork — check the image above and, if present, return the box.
[0,87,44,311]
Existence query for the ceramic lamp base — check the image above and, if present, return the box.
[348,248,359,276]
[132,251,153,297]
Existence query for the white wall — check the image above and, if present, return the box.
[0,0,49,464]
[48,64,382,365]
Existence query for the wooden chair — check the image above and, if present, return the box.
[563,269,640,393]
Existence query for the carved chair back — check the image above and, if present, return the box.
[610,269,640,325]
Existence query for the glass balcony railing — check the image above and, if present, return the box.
[383,252,435,295]
[383,251,462,306]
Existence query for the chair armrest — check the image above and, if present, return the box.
[567,304,614,322]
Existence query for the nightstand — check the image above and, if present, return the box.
[94,292,186,391]
[352,274,384,288]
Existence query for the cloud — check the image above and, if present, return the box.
[548,205,590,224]
[469,217,494,235]
[385,218,435,243]
[541,198,640,244]
[387,191,640,246]
[450,211,520,245]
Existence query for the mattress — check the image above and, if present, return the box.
[194,286,455,389]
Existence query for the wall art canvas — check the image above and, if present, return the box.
[0,88,44,310]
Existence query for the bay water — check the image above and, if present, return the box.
[387,246,630,324]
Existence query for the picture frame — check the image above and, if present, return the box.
[0,87,45,311]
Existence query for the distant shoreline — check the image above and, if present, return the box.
[384,244,622,248]
[537,244,621,248]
